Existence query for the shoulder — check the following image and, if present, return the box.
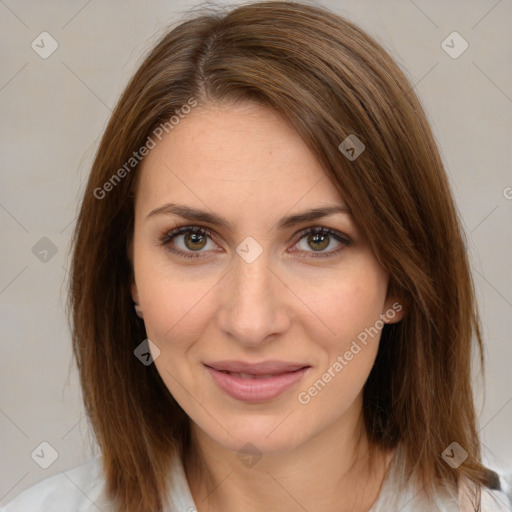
[371,445,512,512]
[480,487,512,512]
[459,469,512,512]
[1,455,198,512]
[479,470,512,512]
[0,457,111,512]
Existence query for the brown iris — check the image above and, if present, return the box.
[184,232,208,251]
[307,232,329,251]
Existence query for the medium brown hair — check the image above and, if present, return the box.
[68,1,494,510]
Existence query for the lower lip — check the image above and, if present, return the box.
[205,366,310,402]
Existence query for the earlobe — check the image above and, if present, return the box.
[383,279,407,324]
[131,281,139,304]
[382,297,406,324]
[133,303,144,319]
[131,281,144,319]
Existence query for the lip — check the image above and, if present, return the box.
[204,360,311,402]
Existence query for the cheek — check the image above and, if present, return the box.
[296,268,388,417]
[305,262,389,352]
[139,274,213,345]
[134,264,229,394]
[139,274,212,394]
[133,238,217,339]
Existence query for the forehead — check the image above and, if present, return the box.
[135,102,344,215]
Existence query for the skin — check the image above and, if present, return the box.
[130,101,404,512]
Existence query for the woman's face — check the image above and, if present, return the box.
[131,101,402,455]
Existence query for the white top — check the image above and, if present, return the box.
[2,447,511,512]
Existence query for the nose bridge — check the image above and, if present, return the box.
[218,248,287,345]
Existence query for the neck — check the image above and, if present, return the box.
[184,398,394,512]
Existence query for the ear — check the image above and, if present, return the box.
[131,280,139,304]
[382,297,405,324]
[131,279,144,319]
[382,281,407,324]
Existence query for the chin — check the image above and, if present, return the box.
[201,414,308,456]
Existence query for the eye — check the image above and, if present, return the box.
[159,226,219,259]
[160,225,351,260]
[290,226,351,258]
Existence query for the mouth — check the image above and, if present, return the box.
[214,371,285,379]
[204,361,311,402]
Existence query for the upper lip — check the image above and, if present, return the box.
[204,360,309,375]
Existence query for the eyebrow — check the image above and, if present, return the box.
[146,202,351,231]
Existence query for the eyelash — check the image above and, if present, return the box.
[159,225,351,260]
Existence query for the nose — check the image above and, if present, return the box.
[216,248,291,347]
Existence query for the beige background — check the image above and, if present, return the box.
[1,0,511,504]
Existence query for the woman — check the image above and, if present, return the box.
[2,1,510,511]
